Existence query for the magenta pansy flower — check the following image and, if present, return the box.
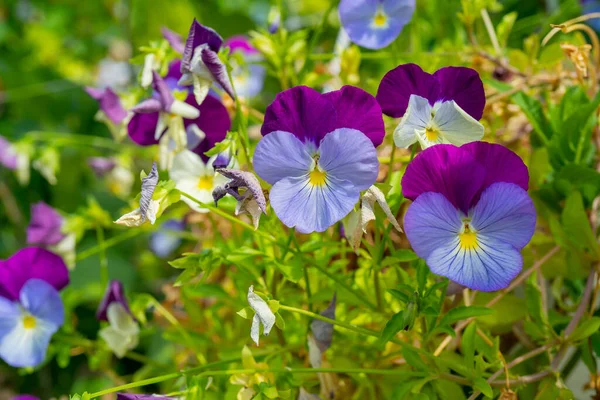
[225,35,266,98]
[0,247,68,367]
[179,19,234,104]
[26,202,66,247]
[339,0,415,50]
[402,142,536,291]
[376,63,485,149]
[253,86,383,233]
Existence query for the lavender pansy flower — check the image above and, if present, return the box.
[85,87,130,141]
[376,63,485,149]
[0,247,68,367]
[169,150,228,213]
[402,142,536,291]
[253,85,383,233]
[339,0,415,50]
[88,157,117,177]
[0,136,18,170]
[97,280,139,358]
[225,36,266,99]
[0,136,30,184]
[213,168,267,229]
[179,19,234,104]
[161,27,185,54]
[149,219,185,258]
[26,202,65,246]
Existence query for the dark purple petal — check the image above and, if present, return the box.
[0,247,69,301]
[128,112,160,146]
[376,63,440,118]
[401,144,486,214]
[433,67,485,120]
[96,280,133,321]
[225,35,258,55]
[461,142,529,194]
[86,87,128,124]
[310,293,336,352]
[186,93,231,161]
[0,136,18,170]
[212,152,231,169]
[201,48,235,100]
[324,86,385,147]
[182,19,223,71]
[152,71,174,110]
[167,59,183,80]
[261,86,338,145]
[88,157,117,177]
[27,202,65,246]
[161,27,185,53]
[130,98,162,114]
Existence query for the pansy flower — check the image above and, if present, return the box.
[0,247,69,367]
[127,62,230,169]
[225,36,266,99]
[376,63,485,149]
[169,150,228,213]
[179,19,234,104]
[85,87,130,141]
[97,281,139,358]
[161,27,185,54]
[253,85,383,233]
[339,0,415,50]
[402,142,536,291]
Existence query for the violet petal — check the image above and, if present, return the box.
[26,202,65,246]
[96,280,133,321]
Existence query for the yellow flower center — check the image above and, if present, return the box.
[373,11,387,27]
[309,169,327,186]
[425,126,439,141]
[459,223,478,250]
[23,315,37,329]
[197,175,214,190]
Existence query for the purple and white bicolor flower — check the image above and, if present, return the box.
[253,85,384,233]
[339,0,415,50]
[86,87,131,141]
[96,280,139,358]
[377,63,486,149]
[179,19,234,104]
[0,247,68,367]
[225,36,266,99]
[127,61,231,169]
[402,142,536,291]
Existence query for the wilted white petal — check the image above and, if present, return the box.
[100,303,140,358]
[145,199,160,225]
[393,95,430,149]
[139,162,159,222]
[235,197,263,230]
[362,186,402,233]
[170,99,200,119]
[307,335,322,368]
[311,293,336,352]
[114,208,144,226]
[431,100,484,146]
[298,388,321,400]
[141,53,156,88]
[247,286,275,346]
[107,303,140,336]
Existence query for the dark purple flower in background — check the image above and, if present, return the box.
[26,202,66,247]
[149,219,185,258]
[402,142,536,292]
[0,136,18,170]
[97,280,133,321]
[0,247,68,367]
[253,85,383,233]
[179,19,234,104]
[377,63,485,149]
[339,0,415,50]
[225,36,266,99]
[161,27,185,53]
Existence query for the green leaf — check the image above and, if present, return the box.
[462,323,476,371]
[416,260,430,294]
[402,345,429,371]
[379,303,416,344]
[562,191,600,258]
[388,289,410,303]
[236,307,254,320]
[555,165,600,204]
[568,317,600,342]
[439,306,492,327]
[473,377,493,398]
[432,380,466,400]
[525,272,549,340]
[512,91,553,146]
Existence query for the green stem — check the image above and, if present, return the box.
[96,226,109,287]
[385,144,397,185]
[298,0,336,82]
[75,229,143,262]
[24,131,136,151]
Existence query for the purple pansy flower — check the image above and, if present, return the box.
[253,86,383,233]
[225,36,266,99]
[85,87,128,125]
[88,157,117,177]
[377,63,485,149]
[0,136,18,170]
[149,219,185,258]
[26,202,66,247]
[161,27,185,54]
[0,247,68,367]
[339,0,415,50]
[179,19,234,104]
[97,280,139,358]
[402,142,536,292]
[96,280,133,321]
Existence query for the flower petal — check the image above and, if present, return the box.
[86,87,128,124]
[186,93,231,162]
[404,192,462,260]
[0,296,20,339]
[270,175,359,233]
[433,66,485,120]
[461,141,529,193]
[323,86,385,147]
[401,144,486,214]
[376,63,440,118]
[182,19,223,71]
[97,280,133,322]
[140,162,159,223]
[161,26,185,53]
[0,314,56,368]
[152,72,174,110]
[128,112,160,146]
[253,130,313,185]
[20,279,64,328]
[247,286,275,346]
[432,100,484,146]
[26,202,65,246]
[393,94,430,148]
[318,128,379,191]
[261,86,338,145]
[0,136,18,170]
[201,48,235,100]
[106,303,139,336]
[0,248,69,301]
[470,182,536,250]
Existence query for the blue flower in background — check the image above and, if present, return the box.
[225,36,266,99]
[149,219,185,258]
[339,0,416,50]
